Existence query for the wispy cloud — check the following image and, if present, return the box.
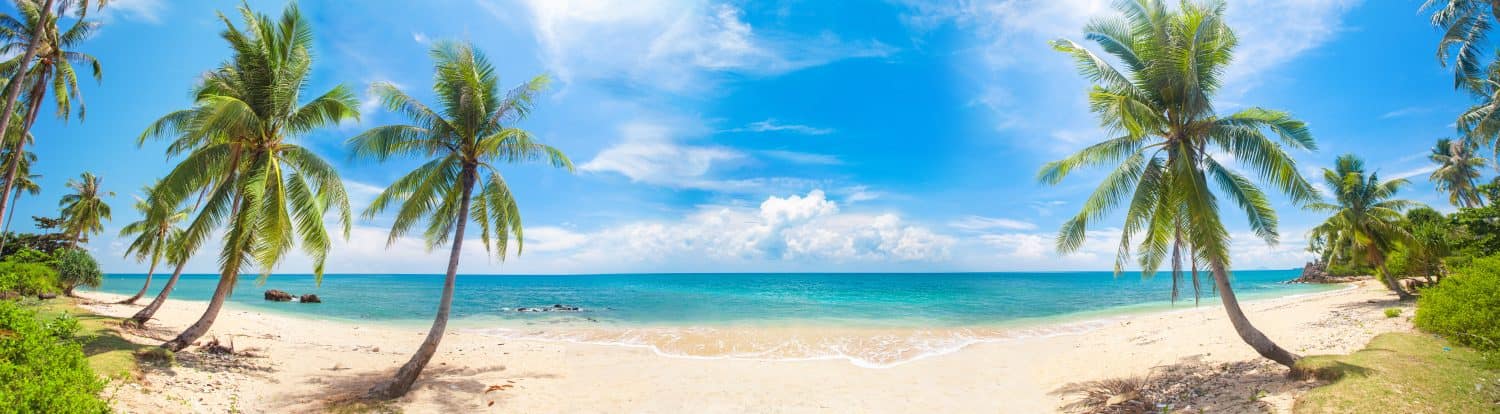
[1381,106,1431,119]
[759,150,843,165]
[96,0,166,23]
[948,215,1038,232]
[1390,165,1438,180]
[729,119,835,135]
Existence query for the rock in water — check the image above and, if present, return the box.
[299,294,321,303]
[264,290,293,302]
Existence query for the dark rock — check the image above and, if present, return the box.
[0,291,17,300]
[264,289,293,302]
[299,294,321,303]
[515,304,582,313]
[1289,261,1368,284]
[36,292,56,300]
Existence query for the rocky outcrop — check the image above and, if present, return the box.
[515,304,582,312]
[298,294,321,303]
[1289,261,1368,284]
[264,290,293,302]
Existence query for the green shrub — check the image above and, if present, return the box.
[1415,256,1500,350]
[52,249,101,296]
[0,301,109,413]
[1384,308,1401,318]
[0,262,60,297]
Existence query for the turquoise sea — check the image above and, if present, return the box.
[89,269,1332,327]
[88,270,1336,366]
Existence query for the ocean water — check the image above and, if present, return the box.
[89,270,1336,366]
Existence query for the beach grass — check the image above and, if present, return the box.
[1294,332,1500,413]
[22,297,147,381]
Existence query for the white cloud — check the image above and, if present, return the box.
[579,120,746,188]
[96,0,165,23]
[948,215,1037,232]
[759,150,842,165]
[518,0,894,92]
[412,31,430,44]
[1380,106,1430,119]
[1390,165,1438,180]
[732,119,835,135]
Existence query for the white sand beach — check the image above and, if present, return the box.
[78,280,1411,413]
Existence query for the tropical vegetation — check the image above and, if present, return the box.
[57,172,110,247]
[0,300,108,414]
[350,40,573,398]
[1307,154,1421,300]
[1041,0,1317,368]
[114,182,186,304]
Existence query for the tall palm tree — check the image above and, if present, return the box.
[351,41,572,398]
[1429,138,1489,208]
[59,171,110,246]
[1424,0,1499,90]
[1040,0,1318,368]
[139,3,357,351]
[0,116,36,255]
[1309,154,1422,300]
[0,0,103,230]
[115,182,187,305]
[127,231,190,327]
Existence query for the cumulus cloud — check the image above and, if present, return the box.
[518,0,894,92]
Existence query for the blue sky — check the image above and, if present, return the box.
[13,0,1479,274]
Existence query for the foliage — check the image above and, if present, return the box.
[1448,180,1500,260]
[0,301,109,413]
[58,172,112,246]
[1415,255,1500,351]
[0,220,72,257]
[1429,138,1489,207]
[0,261,57,296]
[1383,308,1401,318]
[1294,333,1500,412]
[117,181,188,270]
[1307,154,1420,297]
[52,248,101,294]
[140,3,357,282]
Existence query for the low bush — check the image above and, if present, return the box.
[53,249,102,296]
[1383,308,1401,318]
[0,262,60,297]
[1415,256,1500,350]
[0,301,109,413]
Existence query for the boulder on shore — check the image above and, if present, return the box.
[1289,261,1369,284]
[264,289,293,302]
[299,294,321,303]
[515,304,582,312]
[36,292,56,300]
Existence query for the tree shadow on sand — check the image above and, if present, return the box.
[282,363,560,413]
[1051,355,1333,414]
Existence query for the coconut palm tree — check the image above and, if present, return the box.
[1308,154,1422,300]
[115,182,188,305]
[1424,0,1499,90]
[127,232,190,327]
[1040,0,1319,368]
[139,3,357,351]
[1429,138,1489,208]
[0,0,104,230]
[59,171,110,246]
[0,129,37,255]
[351,41,572,398]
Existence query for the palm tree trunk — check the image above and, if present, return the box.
[1211,260,1299,368]
[0,0,52,228]
[163,193,244,351]
[1190,255,1201,306]
[368,166,476,399]
[0,191,21,255]
[0,69,48,241]
[1378,260,1414,301]
[118,260,158,305]
[131,261,186,327]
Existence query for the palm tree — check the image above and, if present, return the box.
[1429,138,1489,208]
[1309,154,1422,300]
[127,232,190,327]
[59,171,110,246]
[0,0,104,230]
[1040,0,1318,368]
[0,121,36,255]
[115,182,188,305]
[351,41,572,398]
[139,3,357,351]
[1424,0,1499,90]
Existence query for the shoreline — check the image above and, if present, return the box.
[75,280,1409,413]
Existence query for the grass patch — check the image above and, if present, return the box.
[1384,308,1402,318]
[1294,332,1500,413]
[20,297,149,381]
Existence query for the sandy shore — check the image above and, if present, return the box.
[77,280,1411,413]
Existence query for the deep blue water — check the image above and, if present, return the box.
[87,270,1333,328]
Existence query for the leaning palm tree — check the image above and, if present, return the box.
[0,130,37,255]
[115,182,188,305]
[351,41,572,398]
[1429,138,1489,208]
[1308,154,1421,300]
[59,171,110,246]
[0,0,104,229]
[139,3,357,351]
[1041,0,1319,368]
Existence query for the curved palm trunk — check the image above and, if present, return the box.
[0,70,48,240]
[1211,260,1299,368]
[118,260,158,304]
[162,267,236,351]
[1378,261,1414,301]
[368,167,476,399]
[0,0,52,227]
[130,261,186,326]
[0,191,22,254]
